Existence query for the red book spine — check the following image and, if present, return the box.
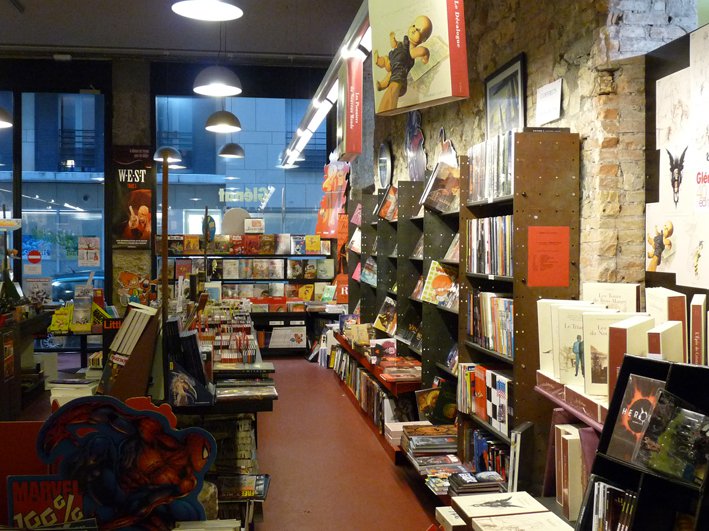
[690,302,703,365]
[474,365,487,421]
[667,294,687,361]
[446,0,469,98]
[647,331,661,356]
[607,327,627,399]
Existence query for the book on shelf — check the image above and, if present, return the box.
[305,234,321,254]
[242,234,260,254]
[606,373,666,462]
[577,475,638,531]
[645,286,688,362]
[183,234,200,252]
[631,388,709,486]
[411,234,424,259]
[259,233,276,254]
[215,474,271,502]
[690,293,706,365]
[348,227,362,254]
[377,184,398,221]
[607,314,655,398]
[290,234,306,255]
[647,320,684,362]
[420,260,457,305]
[447,470,506,496]
[360,256,378,286]
[350,203,362,226]
[581,281,641,312]
[443,233,460,262]
[273,233,290,254]
[466,214,513,277]
[470,289,514,358]
[419,161,461,214]
[373,296,397,336]
[582,311,644,397]
[467,132,514,202]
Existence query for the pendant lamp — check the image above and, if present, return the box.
[193,66,242,97]
[0,108,12,128]
[172,0,243,22]
[218,142,245,158]
[153,146,182,163]
[205,110,241,133]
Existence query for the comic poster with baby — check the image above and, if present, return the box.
[368,0,468,116]
[110,146,154,250]
[647,25,709,288]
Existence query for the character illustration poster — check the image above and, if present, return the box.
[7,396,216,530]
[368,0,468,116]
[647,25,709,289]
[315,160,349,237]
[111,146,154,250]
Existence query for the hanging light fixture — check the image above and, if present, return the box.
[172,0,243,22]
[218,142,245,158]
[0,108,12,128]
[193,66,242,97]
[205,109,241,133]
[153,146,182,163]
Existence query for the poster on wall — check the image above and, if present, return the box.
[110,146,154,250]
[646,24,709,289]
[78,236,101,267]
[368,0,468,116]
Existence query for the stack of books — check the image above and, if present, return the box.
[447,470,506,496]
[383,420,431,447]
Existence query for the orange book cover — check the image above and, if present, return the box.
[474,365,487,421]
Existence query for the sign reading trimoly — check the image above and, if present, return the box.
[369,0,468,116]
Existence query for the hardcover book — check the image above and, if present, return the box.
[451,491,548,521]
[222,260,240,280]
[242,234,261,255]
[607,315,655,399]
[290,234,306,255]
[303,259,318,280]
[183,234,201,253]
[645,286,687,362]
[275,233,291,254]
[212,234,231,254]
[556,306,612,387]
[606,373,665,462]
[377,184,399,221]
[351,262,361,282]
[581,281,641,312]
[548,301,597,379]
[348,228,362,254]
[419,162,461,214]
[316,258,335,279]
[420,260,457,304]
[229,234,243,254]
[350,203,362,226]
[690,293,706,365]
[373,296,397,336]
[305,234,321,254]
[287,259,305,279]
[259,233,276,255]
[582,311,639,397]
[647,320,684,362]
[360,256,378,286]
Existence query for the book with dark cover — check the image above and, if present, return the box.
[631,388,709,485]
[259,233,276,255]
[377,184,399,221]
[606,373,665,462]
[430,378,458,424]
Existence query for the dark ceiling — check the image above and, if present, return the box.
[0,0,364,67]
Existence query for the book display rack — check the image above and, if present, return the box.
[577,355,709,530]
[345,131,581,497]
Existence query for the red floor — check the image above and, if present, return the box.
[258,357,437,531]
[21,354,438,530]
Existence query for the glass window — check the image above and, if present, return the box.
[155,96,327,235]
[0,92,12,259]
[21,93,105,301]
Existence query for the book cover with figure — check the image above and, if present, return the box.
[369,0,468,115]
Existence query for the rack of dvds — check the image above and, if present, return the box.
[577,355,709,530]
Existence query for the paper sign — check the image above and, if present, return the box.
[527,225,570,287]
[78,237,101,267]
[535,78,562,126]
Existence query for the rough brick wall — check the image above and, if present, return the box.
[363,0,696,286]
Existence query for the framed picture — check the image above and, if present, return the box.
[485,53,526,138]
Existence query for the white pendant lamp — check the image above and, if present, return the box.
[172,0,243,22]
[0,108,12,128]
[218,142,245,158]
[153,146,182,163]
[205,110,241,133]
[193,66,242,97]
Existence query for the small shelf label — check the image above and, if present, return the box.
[269,321,285,326]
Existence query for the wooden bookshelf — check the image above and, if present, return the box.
[334,333,421,396]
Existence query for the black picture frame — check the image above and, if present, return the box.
[485,53,526,139]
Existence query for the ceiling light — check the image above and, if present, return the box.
[225,176,239,180]
[153,146,183,163]
[205,110,242,133]
[172,0,243,22]
[0,107,13,128]
[218,142,245,158]
[193,66,242,97]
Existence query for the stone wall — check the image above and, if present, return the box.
[360,0,697,286]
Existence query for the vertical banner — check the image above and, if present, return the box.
[111,147,154,250]
[315,161,350,238]
[337,57,363,161]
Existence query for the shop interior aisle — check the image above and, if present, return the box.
[258,357,437,531]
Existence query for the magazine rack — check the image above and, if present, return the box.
[576,355,709,530]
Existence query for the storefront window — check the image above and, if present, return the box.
[0,92,12,256]
[155,96,327,235]
[20,93,105,300]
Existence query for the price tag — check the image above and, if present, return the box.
[269,321,284,326]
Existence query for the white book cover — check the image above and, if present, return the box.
[470,511,573,531]
[549,301,598,379]
[562,432,583,521]
[452,491,548,520]
[222,260,240,280]
[582,311,641,396]
[581,281,640,312]
[647,320,684,362]
[537,299,596,379]
[645,286,687,360]
[556,306,613,386]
